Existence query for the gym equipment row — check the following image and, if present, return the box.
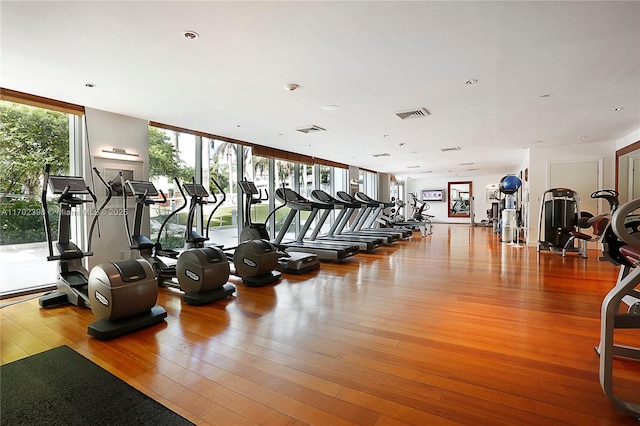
[36,168,299,339]
[38,166,167,340]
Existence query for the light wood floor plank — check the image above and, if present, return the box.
[1,225,638,425]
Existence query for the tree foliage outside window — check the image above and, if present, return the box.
[0,102,68,244]
[0,102,69,198]
[148,127,194,182]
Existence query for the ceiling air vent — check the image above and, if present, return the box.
[395,108,430,120]
[296,125,326,134]
[406,165,421,169]
[440,147,461,152]
[372,153,390,158]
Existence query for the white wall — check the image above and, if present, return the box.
[82,108,149,269]
[406,173,509,224]
[615,129,640,150]
[528,141,616,246]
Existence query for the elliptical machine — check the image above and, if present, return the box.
[39,166,100,308]
[38,165,167,340]
[178,177,281,286]
[237,179,319,274]
[122,175,236,304]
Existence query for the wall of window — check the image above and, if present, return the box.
[0,100,77,295]
[361,170,378,198]
[147,127,196,251]
[205,139,245,247]
[0,91,371,297]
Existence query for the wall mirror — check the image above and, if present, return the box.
[448,181,472,217]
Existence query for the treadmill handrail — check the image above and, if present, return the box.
[275,188,334,211]
[311,189,359,208]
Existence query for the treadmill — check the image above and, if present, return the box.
[274,188,359,261]
[308,189,383,252]
[335,191,411,240]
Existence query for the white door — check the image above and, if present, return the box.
[549,161,600,215]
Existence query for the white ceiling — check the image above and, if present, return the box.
[2,1,639,179]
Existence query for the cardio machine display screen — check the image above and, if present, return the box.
[238,181,259,194]
[127,180,159,196]
[48,176,89,194]
[183,183,209,197]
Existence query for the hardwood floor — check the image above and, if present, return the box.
[2,224,639,425]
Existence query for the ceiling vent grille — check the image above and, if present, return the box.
[296,125,326,134]
[441,147,461,152]
[395,108,430,120]
[406,165,421,169]
[372,153,390,158]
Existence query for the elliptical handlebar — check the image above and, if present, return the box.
[120,171,134,248]
[42,164,54,259]
[155,177,187,246]
[87,167,113,253]
[206,177,227,239]
[264,183,289,226]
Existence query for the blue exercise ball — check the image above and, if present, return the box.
[500,175,522,194]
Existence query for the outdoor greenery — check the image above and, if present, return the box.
[149,127,195,182]
[0,102,68,245]
[0,102,69,198]
[0,198,59,245]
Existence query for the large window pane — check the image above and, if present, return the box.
[206,139,242,247]
[244,152,272,237]
[148,127,195,251]
[274,159,296,239]
[0,101,71,294]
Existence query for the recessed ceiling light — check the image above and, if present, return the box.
[183,31,199,40]
[465,79,478,85]
[321,104,339,111]
[488,144,494,148]
[613,107,624,112]
[285,83,300,91]
[85,83,96,88]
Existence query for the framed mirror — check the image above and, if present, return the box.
[448,181,472,217]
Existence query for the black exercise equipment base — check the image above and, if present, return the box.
[183,283,236,305]
[242,271,282,287]
[87,305,167,340]
[279,262,320,275]
[39,292,74,308]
